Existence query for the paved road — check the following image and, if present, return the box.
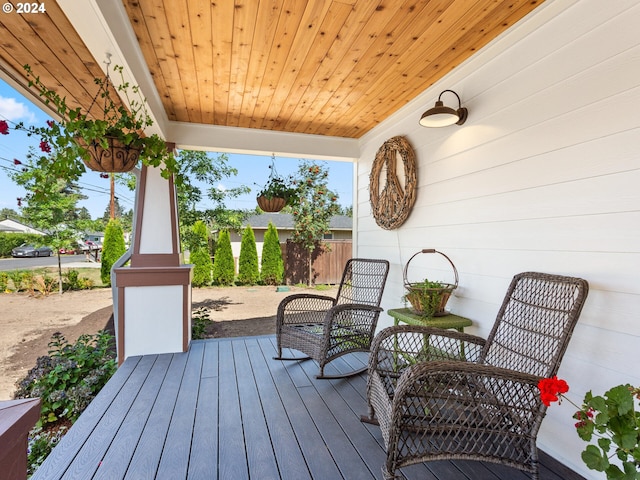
[0,255,99,271]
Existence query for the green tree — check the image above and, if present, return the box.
[100,219,126,286]
[260,222,284,285]
[290,161,340,285]
[237,225,259,285]
[174,150,250,236]
[101,196,125,223]
[0,208,21,220]
[9,153,85,293]
[211,230,235,286]
[190,220,213,287]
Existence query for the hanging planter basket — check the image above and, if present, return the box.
[257,195,287,212]
[403,249,458,317]
[77,136,141,173]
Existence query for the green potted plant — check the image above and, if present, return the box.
[402,249,459,317]
[14,64,177,180]
[256,163,299,212]
[403,278,455,317]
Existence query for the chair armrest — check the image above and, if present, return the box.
[276,293,337,326]
[323,303,383,332]
[392,361,544,430]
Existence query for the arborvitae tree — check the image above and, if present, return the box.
[237,225,259,285]
[190,220,213,287]
[260,222,284,285]
[211,230,235,286]
[101,219,126,286]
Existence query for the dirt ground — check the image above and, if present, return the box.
[0,284,337,401]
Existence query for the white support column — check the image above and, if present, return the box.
[113,159,192,364]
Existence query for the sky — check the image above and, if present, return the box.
[0,79,353,219]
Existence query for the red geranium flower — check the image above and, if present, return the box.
[39,140,51,153]
[13,158,22,165]
[0,120,9,135]
[46,120,55,128]
[538,376,569,406]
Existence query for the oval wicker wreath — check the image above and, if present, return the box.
[369,136,417,230]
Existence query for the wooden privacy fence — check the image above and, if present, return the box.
[282,239,352,285]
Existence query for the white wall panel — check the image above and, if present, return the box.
[356,1,640,477]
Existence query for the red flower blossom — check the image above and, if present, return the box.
[46,120,55,128]
[39,140,51,153]
[0,120,9,135]
[13,158,22,165]
[538,376,569,407]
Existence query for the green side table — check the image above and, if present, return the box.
[387,308,472,332]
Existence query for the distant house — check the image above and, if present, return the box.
[227,213,352,265]
[0,218,45,235]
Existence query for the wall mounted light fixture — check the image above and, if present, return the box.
[419,89,468,127]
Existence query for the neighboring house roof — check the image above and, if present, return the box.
[244,213,352,231]
[0,218,46,235]
[0,224,21,232]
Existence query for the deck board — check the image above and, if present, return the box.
[32,335,586,480]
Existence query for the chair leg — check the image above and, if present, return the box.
[315,364,367,380]
[273,352,312,361]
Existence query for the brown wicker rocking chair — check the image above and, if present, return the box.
[274,258,389,379]
[361,271,589,480]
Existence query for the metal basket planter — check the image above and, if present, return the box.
[403,249,458,317]
[78,135,141,173]
[256,195,287,212]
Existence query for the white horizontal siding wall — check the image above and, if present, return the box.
[356,0,640,477]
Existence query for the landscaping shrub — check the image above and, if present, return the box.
[260,222,284,285]
[101,219,126,286]
[191,307,212,339]
[211,230,235,286]
[26,425,68,476]
[191,220,213,287]
[0,232,42,257]
[62,269,94,290]
[0,271,8,292]
[14,331,117,426]
[237,225,259,285]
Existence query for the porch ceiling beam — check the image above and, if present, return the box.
[169,121,359,161]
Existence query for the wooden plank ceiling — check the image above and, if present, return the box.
[0,0,544,139]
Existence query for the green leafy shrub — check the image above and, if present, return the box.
[101,219,126,286]
[212,230,235,286]
[191,307,212,340]
[191,221,213,287]
[0,271,8,292]
[62,269,94,290]
[0,232,42,257]
[237,225,259,285]
[260,222,284,285]
[575,385,640,478]
[14,331,117,426]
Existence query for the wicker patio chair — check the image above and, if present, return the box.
[274,258,389,378]
[361,271,589,480]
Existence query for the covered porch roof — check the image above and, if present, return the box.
[0,0,544,160]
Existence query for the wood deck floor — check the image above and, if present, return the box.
[32,335,585,480]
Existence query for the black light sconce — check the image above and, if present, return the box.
[419,89,468,127]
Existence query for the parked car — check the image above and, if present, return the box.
[11,244,54,257]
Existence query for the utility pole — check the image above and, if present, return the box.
[110,173,115,219]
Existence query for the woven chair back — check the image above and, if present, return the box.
[481,272,589,378]
[335,258,389,308]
